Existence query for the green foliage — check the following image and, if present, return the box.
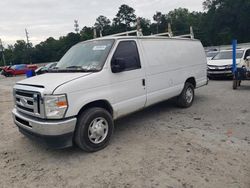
[201,0,250,45]
[80,26,94,41]
[113,4,136,31]
[2,1,250,65]
[138,17,151,35]
[95,16,111,37]
[12,40,28,64]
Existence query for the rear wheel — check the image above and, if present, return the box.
[75,107,114,152]
[176,82,195,108]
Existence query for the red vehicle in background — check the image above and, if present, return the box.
[1,64,38,77]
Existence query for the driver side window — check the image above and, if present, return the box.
[112,41,141,72]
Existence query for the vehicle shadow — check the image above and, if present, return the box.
[234,84,250,90]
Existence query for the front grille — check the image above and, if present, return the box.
[17,104,34,112]
[14,89,42,117]
[207,65,232,71]
[208,68,232,72]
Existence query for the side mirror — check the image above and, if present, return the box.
[111,58,126,73]
[246,56,250,61]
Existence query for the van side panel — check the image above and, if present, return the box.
[139,39,207,106]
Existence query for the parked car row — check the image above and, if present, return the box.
[1,64,38,77]
[1,62,57,77]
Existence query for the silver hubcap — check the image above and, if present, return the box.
[88,117,109,144]
[185,87,193,103]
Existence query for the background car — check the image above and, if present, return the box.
[35,62,57,75]
[207,48,250,78]
[1,64,38,77]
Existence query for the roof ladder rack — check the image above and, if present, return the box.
[153,23,173,37]
[154,32,172,37]
[153,26,194,39]
[108,29,143,37]
[173,26,194,39]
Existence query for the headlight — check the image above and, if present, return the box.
[44,94,68,119]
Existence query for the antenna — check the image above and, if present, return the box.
[168,23,173,37]
[93,28,97,39]
[25,28,30,47]
[74,20,79,33]
[190,26,194,39]
[0,39,6,66]
[136,18,143,36]
[25,28,32,64]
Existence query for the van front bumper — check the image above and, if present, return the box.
[12,108,77,149]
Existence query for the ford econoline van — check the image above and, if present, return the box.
[12,33,208,152]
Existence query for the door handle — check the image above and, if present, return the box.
[142,78,146,86]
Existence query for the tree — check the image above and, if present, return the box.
[201,0,250,45]
[94,15,111,37]
[32,37,60,63]
[58,32,81,56]
[167,8,191,35]
[138,17,151,35]
[80,26,94,41]
[153,12,162,34]
[12,40,28,64]
[113,4,136,31]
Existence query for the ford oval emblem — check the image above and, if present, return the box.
[20,98,28,106]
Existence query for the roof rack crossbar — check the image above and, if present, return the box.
[173,34,194,39]
[108,29,143,37]
[153,32,172,37]
[100,25,195,39]
[152,26,194,39]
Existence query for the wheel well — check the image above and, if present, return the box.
[77,100,113,117]
[186,77,196,88]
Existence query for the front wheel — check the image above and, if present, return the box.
[176,82,195,108]
[75,107,114,152]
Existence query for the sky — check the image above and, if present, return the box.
[0,0,204,46]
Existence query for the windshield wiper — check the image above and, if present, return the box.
[66,66,84,69]
[48,66,99,73]
[66,66,100,72]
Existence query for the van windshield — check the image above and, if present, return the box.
[54,39,114,72]
[212,50,244,60]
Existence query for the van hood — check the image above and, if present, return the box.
[16,73,92,94]
[208,59,240,66]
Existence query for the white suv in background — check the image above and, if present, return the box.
[207,48,250,78]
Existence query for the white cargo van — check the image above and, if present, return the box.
[12,33,207,152]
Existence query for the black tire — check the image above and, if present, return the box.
[75,107,114,152]
[176,82,195,108]
[232,74,238,90]
[5,72,12,77]
[233,79,238,90]
[3,72,8,77]
[238,80,241,87]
